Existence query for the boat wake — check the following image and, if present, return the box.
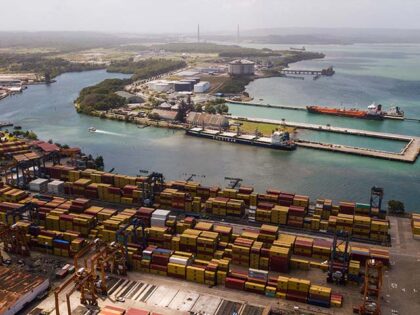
[93,129,126,137]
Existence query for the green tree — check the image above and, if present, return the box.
[388,200,405,215]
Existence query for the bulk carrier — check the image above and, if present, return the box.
[186,127,297,151]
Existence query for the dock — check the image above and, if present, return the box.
[0,121,13,128]
[228,100,420,122]
[231,116,420,163]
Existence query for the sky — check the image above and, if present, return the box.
[2,0,420,34]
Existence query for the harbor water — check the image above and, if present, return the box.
[0,43,419,211]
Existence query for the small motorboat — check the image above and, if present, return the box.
[88,127,96,132]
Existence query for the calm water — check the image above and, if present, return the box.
[1,44,419,211]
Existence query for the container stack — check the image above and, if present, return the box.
[339,202,355,215]
[255,204,272,223]
[312,238,332,260]
[250,241,263,269]
[245,268,268,295]
[412,213,420,240]
[294,237,314,257]
[276,276,289,299]
[186,265,205,284]
[278,192,294,207]
[269,245,291,273]
[308,285,332,308]
[136,207,155,227]
[271,205,288,225]
[355,203,371,215]
[151,209,170,227]
[167,254,191,278]
[47,180,64,195]
[29,178,49,193]
[286,278,311,304]
[287,206,305,228]
[196,231,219,260]
[180,229,200,252]
[348,260,361,283]
[232,237,254,267]
[258,224,278,245]
[353,215,372,239]
[370,219,389,242]
[336,214,354,234]
[150,248,172,276]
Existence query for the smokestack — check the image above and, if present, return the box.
[197,24,200,43]
[237,24,240,43]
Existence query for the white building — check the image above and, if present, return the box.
[228,59,255,76]
[194,81,211,93]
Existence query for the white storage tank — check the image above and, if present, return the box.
[29,178,49,193]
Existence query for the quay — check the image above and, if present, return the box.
[232,116,420,163]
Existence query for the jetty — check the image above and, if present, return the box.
[281,66,335,76]
[231,116,420,163]
[228,100,420,122]
[228,100,306,111]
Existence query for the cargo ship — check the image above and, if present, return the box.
[306,103,385,120]
[186,128,297,151]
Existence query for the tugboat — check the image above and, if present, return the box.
[88,127,96,132]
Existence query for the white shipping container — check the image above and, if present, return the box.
[48,180,64,194]
[151,218,167,227]
[29,178,49,192]
[152,209,170,219]
[169,256,190,265]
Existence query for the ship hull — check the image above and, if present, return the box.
[307,107,384,120]
[186,130,297,151]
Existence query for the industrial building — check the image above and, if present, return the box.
[194,81,210,93]
[0,266,50,315]
[150,108,178,121]
[228,59,255,76]
[186,112,230,129]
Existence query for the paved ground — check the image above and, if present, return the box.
[20,216,420,315]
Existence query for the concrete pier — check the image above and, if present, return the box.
[231,116,420,163]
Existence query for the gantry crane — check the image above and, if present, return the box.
[90,242,127,295]
[327,230,350,284]
[358,259,383,315]
[138,170,164,207]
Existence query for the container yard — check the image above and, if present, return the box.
[0,135,417,315]
[0,157,418,315]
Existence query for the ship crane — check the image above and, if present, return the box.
[224,177,243,190]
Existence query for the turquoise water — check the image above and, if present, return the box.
[0,44,419,211]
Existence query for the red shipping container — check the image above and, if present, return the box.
[126,308,150,315]
[225,277,245,290]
